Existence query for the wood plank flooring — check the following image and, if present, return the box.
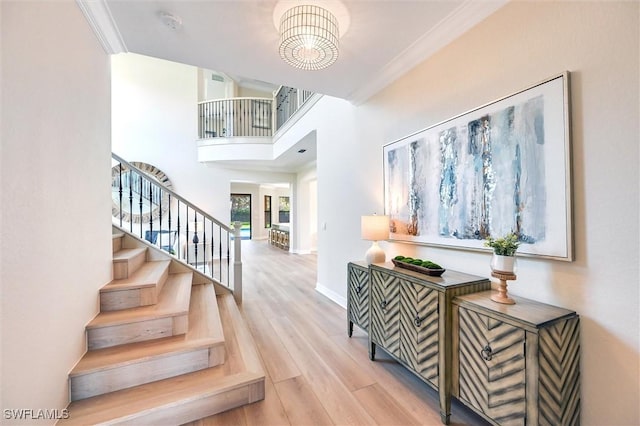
[186,241,488,426]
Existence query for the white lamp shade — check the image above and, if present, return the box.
[361,215,390,241]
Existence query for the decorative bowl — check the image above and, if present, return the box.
[392,259,445,277]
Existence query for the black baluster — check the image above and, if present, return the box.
[148,180,153,239]
[219,227,223,283]
[118,164,123,227]
[168,194,172,255]
[202,221,207,274]
[210,221,214,278]
[243,99,247,136]
[128,170,134,232]
[138,172,143,237]
[226,229,230,287]
[193,211,199,270]
[158,188,163,252]
[185,207,190,264]
[176,200,181,259]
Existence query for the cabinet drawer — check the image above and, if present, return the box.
[458,306,526,426]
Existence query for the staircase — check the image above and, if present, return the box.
[60,231,264,425]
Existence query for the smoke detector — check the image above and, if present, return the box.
[159,12,182,30]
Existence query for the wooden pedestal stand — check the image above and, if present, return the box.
[491,270,517,304]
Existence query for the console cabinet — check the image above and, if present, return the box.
[366,263,490,424]
[452,291,580,426]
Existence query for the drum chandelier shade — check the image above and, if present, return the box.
[278,4,339,71]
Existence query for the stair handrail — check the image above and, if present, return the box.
[111,153,242,303]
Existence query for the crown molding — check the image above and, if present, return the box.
[347,0,509,105]
[76,0,127,54]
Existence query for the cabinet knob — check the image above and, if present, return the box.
[481,344,493,361]
[414,314,422,327]
[380,300,387,310]
[356,285,361,294]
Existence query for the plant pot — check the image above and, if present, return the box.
[491,254,516,274]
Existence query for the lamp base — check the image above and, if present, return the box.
[365,241,386,265]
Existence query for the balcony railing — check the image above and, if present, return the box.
[197,88,315,140]
[275,86,314,131]
[198,97,273,139]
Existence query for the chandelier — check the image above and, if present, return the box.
[278,4,340,71]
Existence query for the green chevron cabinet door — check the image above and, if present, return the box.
[370,268,401,358]
[400,281,439,387]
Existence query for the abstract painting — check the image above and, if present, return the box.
[384,73,572,260]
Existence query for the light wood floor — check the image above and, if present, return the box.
[188,241,488,426]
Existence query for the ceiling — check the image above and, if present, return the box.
[79,0,507,173]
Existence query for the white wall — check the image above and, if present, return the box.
[314,2,639,424]
[294,163,318,254]
[112,53,233,223]
[1,2,112,423]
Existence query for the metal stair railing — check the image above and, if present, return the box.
[111,153,243,303]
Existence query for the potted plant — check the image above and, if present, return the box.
[484,232,520,273]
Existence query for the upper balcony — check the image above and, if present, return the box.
[197,86,319,172]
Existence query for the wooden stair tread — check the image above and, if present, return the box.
[218,293,264,374]
[63,291,265,425]
[72,284,224,376]
[112,247,146,262]
[87,272,192,329]
[61,369,263,425]
[100,260,171,293]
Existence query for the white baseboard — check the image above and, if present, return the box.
[315,282,347,309]
[291,249,312,255]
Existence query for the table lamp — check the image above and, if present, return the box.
[361,214,390,264]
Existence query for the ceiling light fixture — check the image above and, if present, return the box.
[278,4,339,71]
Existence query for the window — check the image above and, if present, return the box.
[230,193,251,240]
[279,196,290,223]
[264,195,272,228]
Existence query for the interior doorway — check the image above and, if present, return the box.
[230,193,251,240]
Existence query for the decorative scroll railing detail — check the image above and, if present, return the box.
[111,153,242,301]
[198,97,273,140]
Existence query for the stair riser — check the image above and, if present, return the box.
[100,288,157,312]
[111,380,264,425]
[113,251,146,280]
[100,261,170,311]
[87,315,188,350]
[71,349,211,401]
[112,236,123,253]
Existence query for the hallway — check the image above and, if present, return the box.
[188,240,485,425]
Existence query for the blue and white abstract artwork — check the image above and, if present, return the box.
[384,73,572,260]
